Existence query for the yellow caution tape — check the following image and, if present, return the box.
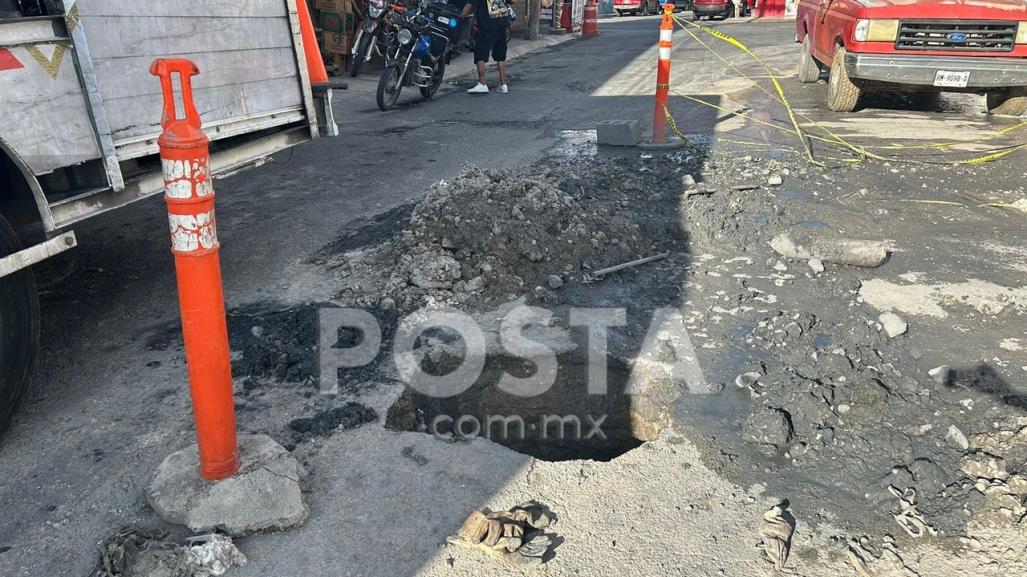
[666,14,1027,168]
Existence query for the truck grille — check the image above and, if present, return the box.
[896,21,1017,53]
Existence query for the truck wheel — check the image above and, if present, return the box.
[827,47,861,112]
[986,88,1027,117]
[0,215,39,440]
[797,37,821,83]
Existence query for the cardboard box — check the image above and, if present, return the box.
[323,32,350,54]
[319,10,355,33]
[315,0,353,13]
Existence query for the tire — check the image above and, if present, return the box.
[420,60,446,99]
[350,32,373,78]
[797,36,821,84]
[376,64,403,111]
[986,87,1027,117]
[827,46,861,112]
[0,215,39,441]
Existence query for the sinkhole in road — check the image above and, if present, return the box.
[385,351,670,462]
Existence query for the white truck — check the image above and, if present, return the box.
[0,0,337,436]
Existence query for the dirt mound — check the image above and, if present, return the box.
[325,164,656,311]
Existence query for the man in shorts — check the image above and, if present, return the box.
[461,0,512,94]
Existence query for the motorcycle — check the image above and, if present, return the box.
[375,1,462,111]
[351,0,397,77]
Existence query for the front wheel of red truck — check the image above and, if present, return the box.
[827,47,862,113]
[0,214,40,441]
[797,37,821,84]
[986,88,1027,117]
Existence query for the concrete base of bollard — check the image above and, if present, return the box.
[597,120,642,146]
[147,434,308,536]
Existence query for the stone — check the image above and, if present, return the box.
[878,312,908,338]
[743,406,793,450]
[681,174,697,189]
[547,274,564,290]
[767,174,784,186]
[947,425,970,451]
[808,258,825,273]
[596,120,642,147]
[409,252,462,289]
[465,276,485,293]
[773,260,788,272]
[147,434,308,536]
[928,365,951,384]
[770,232,889,268]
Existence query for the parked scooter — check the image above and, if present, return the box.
[376,2,463,110]
[351,0,399,77]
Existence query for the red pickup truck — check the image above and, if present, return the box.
[795,0,1027,115]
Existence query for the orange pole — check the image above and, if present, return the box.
[652,3,674,144]
[297,0,329,84]
[151,59,240,482]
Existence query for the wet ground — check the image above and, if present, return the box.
[2,15,1026,577]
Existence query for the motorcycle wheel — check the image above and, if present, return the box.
[350,32,373,77]
[377,64,403,111]
[419,60,447,99]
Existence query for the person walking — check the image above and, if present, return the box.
[461,0,512,94]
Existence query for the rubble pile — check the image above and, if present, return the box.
[330,164,654,311]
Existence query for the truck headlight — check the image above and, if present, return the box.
[854,19,899,43]
[1018,22,1027,44]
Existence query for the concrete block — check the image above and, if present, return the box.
[596,120,642,147]
[147,434,308,536]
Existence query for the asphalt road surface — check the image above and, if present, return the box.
[2,16,1026,577]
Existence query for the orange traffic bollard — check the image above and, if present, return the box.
[297,0,329,84]
[652,2,674,144]
[151,59,240,482]
[582,0,599,38]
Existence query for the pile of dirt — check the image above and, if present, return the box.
[227,303,323,384]
[324,164,663,311]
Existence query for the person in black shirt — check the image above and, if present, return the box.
[461,0,512,94]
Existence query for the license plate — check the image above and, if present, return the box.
[934,70,970,88]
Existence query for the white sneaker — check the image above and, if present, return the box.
[467,83,490,94]
[499,84,509,94]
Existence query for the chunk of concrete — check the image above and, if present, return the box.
[597,120,642,147]
[878,312,908,338]
[770,232,889,268]
[147,434,308,536]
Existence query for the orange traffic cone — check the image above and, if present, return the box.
[297,0,329,84]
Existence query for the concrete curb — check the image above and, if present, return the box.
[448,33,579,80]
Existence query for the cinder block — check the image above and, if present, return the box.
[596,120,642,147]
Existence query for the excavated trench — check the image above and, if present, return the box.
[386,351,672,462]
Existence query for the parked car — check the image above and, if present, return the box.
[692,0,737,20]
[795,0,1027,115]
[614,0,659,16]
